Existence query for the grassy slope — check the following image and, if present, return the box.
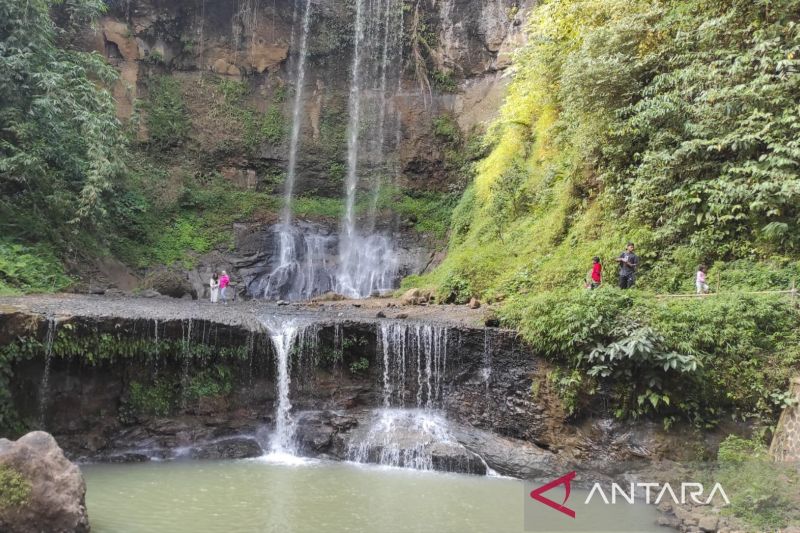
[406,0,800,427]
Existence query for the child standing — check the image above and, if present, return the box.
[589,257,602,289]
[696,264,709,294]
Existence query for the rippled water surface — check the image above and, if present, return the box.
[82,459,667,533]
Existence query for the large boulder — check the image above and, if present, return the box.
[0,431,89,533]
[142,269,197,299]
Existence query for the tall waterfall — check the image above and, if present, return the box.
[336,0,404,299]
[255,0,404,301]
[261,0,314,301]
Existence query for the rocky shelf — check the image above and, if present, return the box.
[0,293,728,488]
[0,293,493,334]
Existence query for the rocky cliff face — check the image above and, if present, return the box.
[2,301,729,479]
[74,0,533,296]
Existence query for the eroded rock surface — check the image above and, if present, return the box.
[0,432,89,533]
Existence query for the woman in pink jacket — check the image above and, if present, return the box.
[219,271,230,304]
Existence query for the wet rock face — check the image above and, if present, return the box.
[0,432,89,533]
[3,304,727,477]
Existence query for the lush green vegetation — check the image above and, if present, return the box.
[0,242,71,295]
[414,0,800,426]
[0,0,126,267]
[144,76,190,147]
[109,164,279,269]
[716,435,800,529]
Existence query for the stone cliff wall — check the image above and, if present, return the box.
[73,0,534,295]
[2,307,726,475]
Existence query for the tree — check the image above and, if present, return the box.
[0,0,126,242]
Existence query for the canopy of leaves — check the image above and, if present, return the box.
[0,0,126,244]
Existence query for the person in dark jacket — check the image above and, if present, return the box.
[615,242,638,289]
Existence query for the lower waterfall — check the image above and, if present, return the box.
[346,322,480,472]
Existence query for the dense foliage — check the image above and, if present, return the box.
[414,0,800,425]
[716,435,800,528]
[0,0,125,243]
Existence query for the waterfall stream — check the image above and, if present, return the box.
[38,316,57,429]
[256,0,404,301]
[347,322,459,470]
[335,0,403,299]
[260,316,310,456]
[261,0,314,301]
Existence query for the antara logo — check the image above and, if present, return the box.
[529,471,577,518]
[529,472,730,519]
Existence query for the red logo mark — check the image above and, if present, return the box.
[529,471,577,518]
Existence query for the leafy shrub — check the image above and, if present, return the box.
[128,380,175,417]
[501,289,800,425]
[0,242,72,294]
[717,435,800,529]
[349,357,370,375]
[185,365,233,399]
[145,76,189,147]
[432,115,461,143]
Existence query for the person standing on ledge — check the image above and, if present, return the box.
[220,270,230,304]
[696,264,709,294]
[588,256,602,289]
[616,242,639,289]
[209,272,220,303]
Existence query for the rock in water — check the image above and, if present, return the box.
[0,431,89,533]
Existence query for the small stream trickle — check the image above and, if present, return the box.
[37,316,57,429]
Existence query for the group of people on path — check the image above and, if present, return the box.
[209,270,230,304]
[587,242,710,294]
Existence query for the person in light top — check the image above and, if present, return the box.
[209,272,220,303]
[696,264,709,294]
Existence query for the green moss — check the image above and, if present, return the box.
[129,380,175,417]
[292,196,344,219]
[0,465,30,509]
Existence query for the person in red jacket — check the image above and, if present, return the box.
[588,256,602,289]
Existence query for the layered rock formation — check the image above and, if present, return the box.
[0,295,731,479]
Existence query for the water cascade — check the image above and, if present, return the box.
[335,0,404,298]
[347,322,464,470]
[38,316,57,429]
[378,322,449,408]
[179,319,194,408]
[261,0,317,301]
[260,316,318,455]
[254,0,404,301]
